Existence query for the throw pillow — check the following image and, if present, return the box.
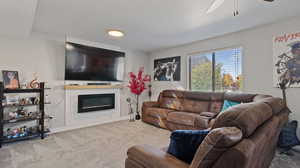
[167,130,209,164]
[221,100,241,112]
[278,120,300,149]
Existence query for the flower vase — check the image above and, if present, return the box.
[135,95,141,120]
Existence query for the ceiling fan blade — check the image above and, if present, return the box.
[206,0,225,14]
[264,0,274,2]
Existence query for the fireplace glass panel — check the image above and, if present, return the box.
[78,94,115,113]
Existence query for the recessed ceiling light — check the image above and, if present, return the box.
[206,0,225,14]
[107,30,125,37]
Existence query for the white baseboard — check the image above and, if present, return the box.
[50,116,130,134]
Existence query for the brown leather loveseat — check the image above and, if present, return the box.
[126,90,289,168]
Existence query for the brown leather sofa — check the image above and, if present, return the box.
[126,90,289,168]
[142,90,272,131]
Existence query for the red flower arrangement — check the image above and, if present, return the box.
[128,67,151,95]
[127,67,151,120]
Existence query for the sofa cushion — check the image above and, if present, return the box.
[146,107,174,119]
[142,101,160,108]
[159,90,225,113]
[166,122,196,131]
[167,112,210,129]
[183,91,212,101]
[161,90,185,99]
[253,94,272,102]
[159,97,183,111]
[224,92,256,103]
[258,97,285,114]
[142,114,169,129]
[182,99,210,114]
[212,102,273,137]
[167,130,210,164]
[190,127,243,168]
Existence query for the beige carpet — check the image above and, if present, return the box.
[0,120,299,168]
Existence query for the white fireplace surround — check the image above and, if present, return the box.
[64,86,121,131]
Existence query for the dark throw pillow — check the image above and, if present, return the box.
[167,130,209,164]
[278,120,300,149]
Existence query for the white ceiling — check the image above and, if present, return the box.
[0,0,38,38]
[1,0,300,52]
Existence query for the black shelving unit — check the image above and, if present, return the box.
[0,82,50,148]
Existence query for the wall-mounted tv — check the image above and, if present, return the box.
[65,42,125,81]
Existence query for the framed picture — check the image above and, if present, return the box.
[154,56,181,81]
[273,31,300,87]
[2,71,20,89]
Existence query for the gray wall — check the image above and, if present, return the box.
[149,16,300,135]
[0,36,150,129]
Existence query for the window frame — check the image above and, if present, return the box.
[187,46,243,92]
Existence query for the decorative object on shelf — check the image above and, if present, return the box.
[5,107,37,121]
[16,107,27,116]
[29,73,40,89]
[5,126,29,139]
[8,111,18,119]
[5,95,19,106]
[154,56,181,81]
[4,125,41,140]
[126,98,135,122]
[274,31,300,88]
[20,83,27,89]
[33,97,40,105]
[2,70,20,89]
[30,97,36,104]
[128,67,150,120]
[4,96,41,107]
[19,98,27,105]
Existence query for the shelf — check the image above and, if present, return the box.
[4,88,50,93]
[2,129,50,143]
[0,82,48,148]
[64,84,122,90]
[3,103,51,108]
[3,115,52,124]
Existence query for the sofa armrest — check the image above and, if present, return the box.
[143,101,160,108]
[127,144,189,168]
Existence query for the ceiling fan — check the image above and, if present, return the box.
[207,0,275,15]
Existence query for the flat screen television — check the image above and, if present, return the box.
[65,42,125,81]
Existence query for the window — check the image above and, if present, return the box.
[189,47,242,92]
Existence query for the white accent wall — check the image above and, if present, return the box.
[0,36,150,129]
[149,16,300,135]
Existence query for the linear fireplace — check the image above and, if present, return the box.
[78,94,115,113]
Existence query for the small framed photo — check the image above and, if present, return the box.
[2,71,20,89]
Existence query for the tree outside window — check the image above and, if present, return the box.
[189,48,242,92]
